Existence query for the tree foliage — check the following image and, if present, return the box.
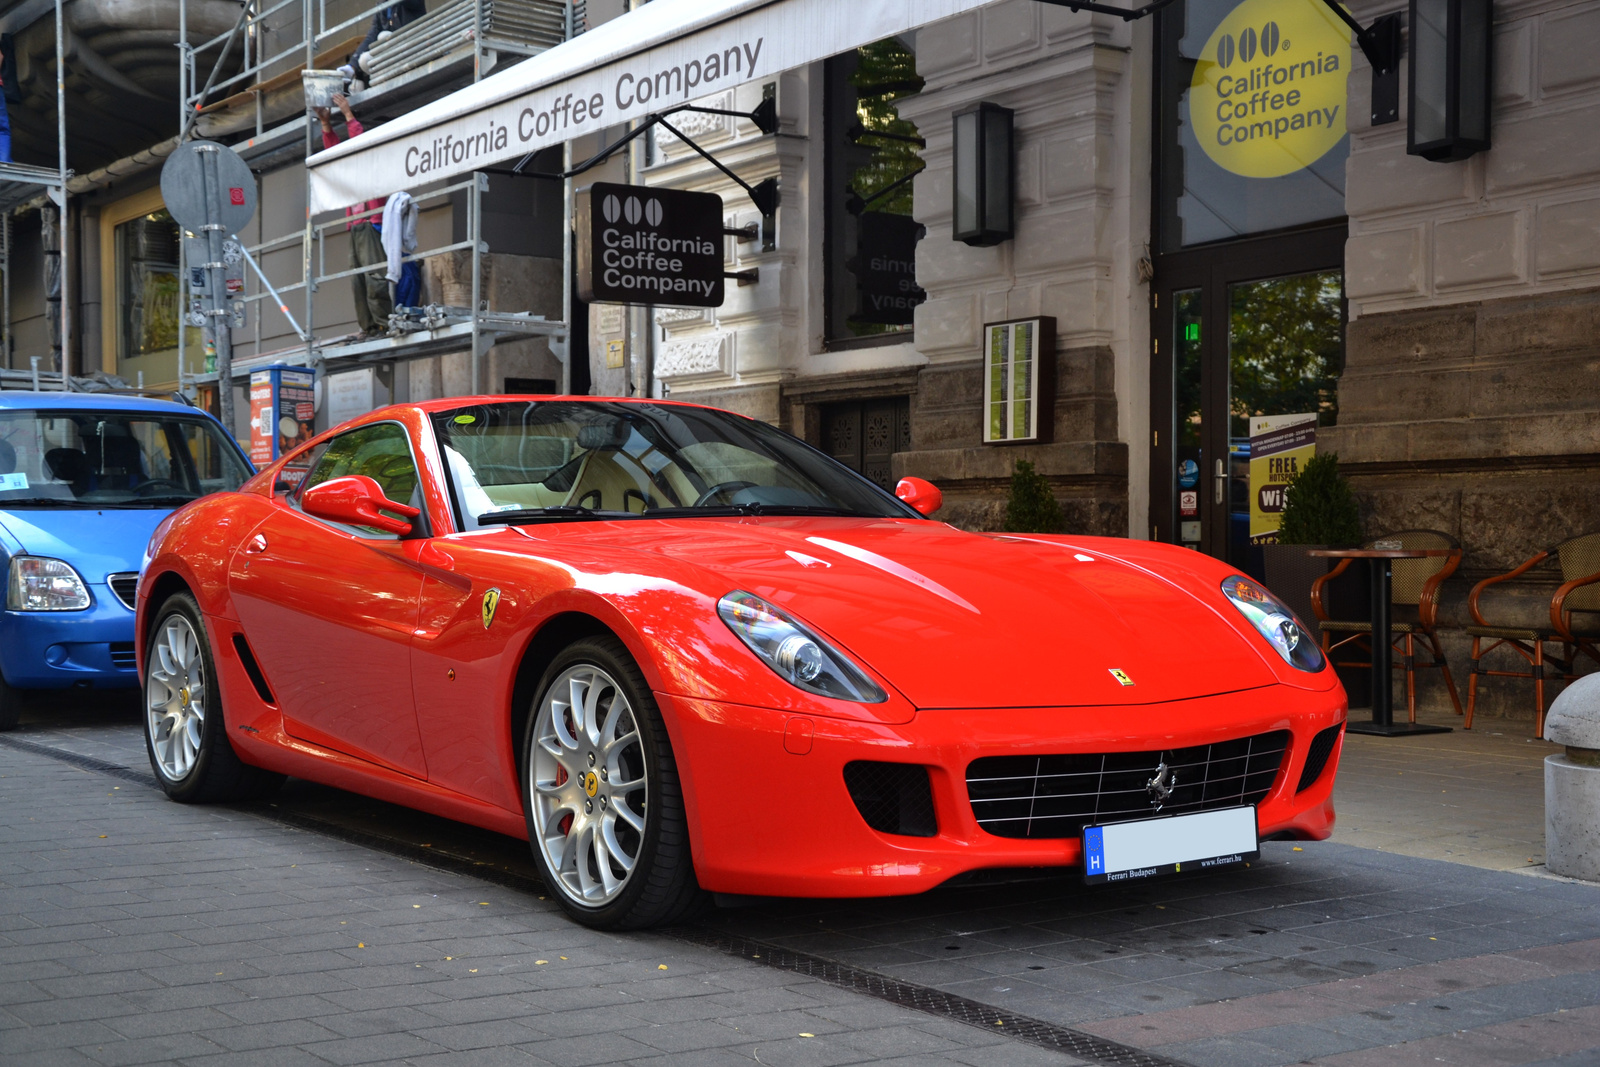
[1277,451,1362,547]
[1002,460,1064,534]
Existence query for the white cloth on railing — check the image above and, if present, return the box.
[380,190,417,283]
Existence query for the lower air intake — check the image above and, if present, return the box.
[1296,723,1344,793]
[843,761,937,837]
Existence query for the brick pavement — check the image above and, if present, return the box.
[0,739,1081,1067]
[4,700,1600,1067]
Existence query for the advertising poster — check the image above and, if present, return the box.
[277,369,316,459]
[1249,412,1316,545]
[247,373,275,467]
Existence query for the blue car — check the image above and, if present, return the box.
[0,392,253,729]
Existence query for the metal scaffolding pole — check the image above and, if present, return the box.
[53,0,69,379]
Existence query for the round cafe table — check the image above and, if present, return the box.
[1308,548,1457,737]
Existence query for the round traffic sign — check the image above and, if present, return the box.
[160,140,256,234]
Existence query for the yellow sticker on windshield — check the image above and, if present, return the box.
[454,414,477,424]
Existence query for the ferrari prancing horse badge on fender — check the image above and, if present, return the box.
[1108,668,1134,686]
[482,587,501,629]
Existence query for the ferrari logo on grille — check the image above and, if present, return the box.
[481,588,501,629]
[1108,668,1134,686]
[1146,760,1178,811]
[583,771,599,798]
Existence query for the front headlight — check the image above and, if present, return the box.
[7,556,93,611]
[717,590,887,703]
[1221,574,1324,672]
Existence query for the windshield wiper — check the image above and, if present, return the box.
[0,497,98,508]
[641,503,868,518]
[119,495,201,507]
[477,505,636,526]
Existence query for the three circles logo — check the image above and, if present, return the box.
[602,193,665,227]
[1214,20,1282,69]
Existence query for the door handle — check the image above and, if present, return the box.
[1214,459,1225,506]
[243,533,269,555]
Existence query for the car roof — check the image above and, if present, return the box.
[0,391,201,415]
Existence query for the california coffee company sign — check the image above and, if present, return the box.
[576,182,725,308]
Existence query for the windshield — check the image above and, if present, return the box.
[430,400,919,529]
[0,408,251,508]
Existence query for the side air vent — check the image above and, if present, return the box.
[1296,723,1344,793]
[843,762,937,837]
[107,573,139,611]
[231,635,277,706]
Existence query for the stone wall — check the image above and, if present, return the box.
[1330,0,1600,723]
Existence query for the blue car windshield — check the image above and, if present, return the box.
[0,409,250,508]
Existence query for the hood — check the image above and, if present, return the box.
[542,519,1279,709]
[0,508,171,582]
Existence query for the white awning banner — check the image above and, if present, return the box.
[307,0,994,214]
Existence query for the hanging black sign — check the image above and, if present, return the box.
[576,182,725,308]
[849,211,925,326]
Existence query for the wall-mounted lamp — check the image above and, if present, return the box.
[1408,0,1492,161]
[952,102,1013,247]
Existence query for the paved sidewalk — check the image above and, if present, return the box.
[4,697,1599,1067]
[0,740,1075,1067]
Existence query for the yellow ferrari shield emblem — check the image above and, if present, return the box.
[583,771,599,798]
[1108,668,1135,687]
[481,588,501,630]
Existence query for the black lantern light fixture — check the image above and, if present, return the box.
[952,102,1014,247]
[1408,0,1493,161]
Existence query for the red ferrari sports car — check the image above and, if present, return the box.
[138,397,1346,929]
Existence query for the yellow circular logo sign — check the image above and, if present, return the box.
[584,771,599,798]
[1190,0,1351,178]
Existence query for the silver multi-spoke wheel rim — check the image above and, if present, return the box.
[146,614,206,781]
[531,664,649,907]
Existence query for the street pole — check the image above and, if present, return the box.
[53,0,69,379]
[196,144,234,437]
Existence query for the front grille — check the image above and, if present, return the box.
[967,730,1290,839]
[108,643,137,670]
[1296,723,1343,793]
[107,573,139,611]
[843,761,937,837]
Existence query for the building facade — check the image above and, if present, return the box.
[2,0,1597,722]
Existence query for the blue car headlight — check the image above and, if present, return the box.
[7,556,92,611]
[1221,574,1325,672]
[718,590,887,703]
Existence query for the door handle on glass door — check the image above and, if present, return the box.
[1214,459,1225,505]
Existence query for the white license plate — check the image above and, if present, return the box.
[1082,805,1259,884]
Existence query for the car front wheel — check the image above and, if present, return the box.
[143,593,282,803]
[523,636,703,929]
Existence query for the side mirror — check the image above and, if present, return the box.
[301,475,420,535]
[895,476,942,517]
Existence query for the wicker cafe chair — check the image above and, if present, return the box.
[1310,530,1465,723]
[1465,532,1600,739]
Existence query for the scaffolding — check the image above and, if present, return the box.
[0,0,74,390]
[174,0,577,403]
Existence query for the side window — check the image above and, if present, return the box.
[298,423,424,534]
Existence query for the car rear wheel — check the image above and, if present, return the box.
[523,635,704,929]
[144,593,283,803]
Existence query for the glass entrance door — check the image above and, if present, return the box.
[1150,226,1345,576]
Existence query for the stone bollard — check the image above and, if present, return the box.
[1545,674,1600,881]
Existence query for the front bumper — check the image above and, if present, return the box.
[0,583,139,689]
[662,685,1345,897]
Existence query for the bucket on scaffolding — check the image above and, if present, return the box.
[302,70,347,110]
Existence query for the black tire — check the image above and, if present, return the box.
[143,592,283,803]
[522,635,705,930]
[0,669,19,731]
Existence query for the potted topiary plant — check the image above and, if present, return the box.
[1266,451,1369,704]
[1002,459,1063,533]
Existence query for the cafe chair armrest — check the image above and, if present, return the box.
[1418,548,1462,631]
[1467,549,1549,627]
[1551,568,1600,641]
[1310,556,1356,622]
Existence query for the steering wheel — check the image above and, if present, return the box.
[133,479,189,497]
[693,480,757,507]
